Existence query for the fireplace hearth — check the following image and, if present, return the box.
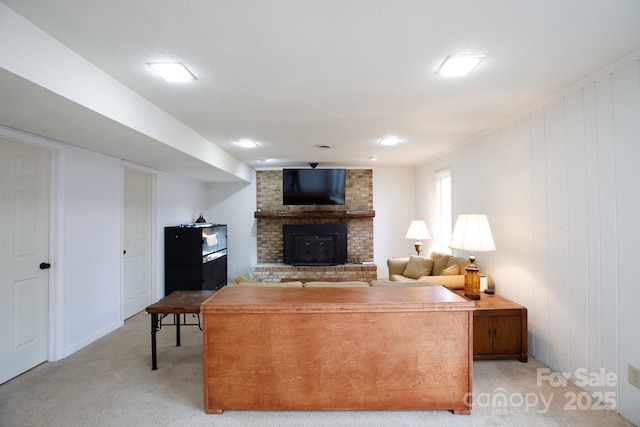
[283,224,347,266]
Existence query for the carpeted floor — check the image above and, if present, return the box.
[0,311,634,427]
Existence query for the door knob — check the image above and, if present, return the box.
[39,262,51,270]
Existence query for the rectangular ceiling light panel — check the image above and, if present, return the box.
[148,62,195,82]
[437,55,485,77]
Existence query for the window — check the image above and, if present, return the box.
[435,169,452,253]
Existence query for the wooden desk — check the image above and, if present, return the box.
[201,286,474,414]
[145,290,215,370]
[453,290,528,362]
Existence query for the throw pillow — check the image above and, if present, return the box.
[235,280,304,287]
[234,275,258,285]
[403,256,432,279]
[430,252,451,276]
[441,264,459,276]
[304,281,369,287]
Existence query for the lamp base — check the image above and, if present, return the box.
[464,259,480,300]
[464,291,481,301]
[414,241,423,256]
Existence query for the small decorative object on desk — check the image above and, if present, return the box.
[480,275,488,292]
[195,213,207,223]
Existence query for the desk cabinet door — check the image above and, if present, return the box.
[473,316,494,355]
[492,315,522,355]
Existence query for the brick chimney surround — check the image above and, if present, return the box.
[252,169,377,282]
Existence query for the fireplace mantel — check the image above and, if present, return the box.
[254,210,375,219]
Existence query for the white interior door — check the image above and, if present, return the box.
[0,138,50,384]
[123,168,152,318]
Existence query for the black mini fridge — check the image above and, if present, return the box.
[164,224,227,295]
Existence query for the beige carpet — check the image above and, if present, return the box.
[0,311,634,427]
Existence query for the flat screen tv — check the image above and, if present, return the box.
[282,168,346,205]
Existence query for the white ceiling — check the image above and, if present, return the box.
[2,1,640,181]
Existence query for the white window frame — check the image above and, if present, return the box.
[435,169,452,253]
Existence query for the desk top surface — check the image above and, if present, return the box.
[146,290,216,314]
[201,286,473,314]
[452,289,525,310]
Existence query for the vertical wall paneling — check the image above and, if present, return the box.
[612,61,640,421]
[529,108,549,364]
[492,123,518,302]
[594,73,619,405]
[514,115,535,345]
[454,136,482,212]
[417,54,640,425]
[582,81,603,397]
[564,88,590,389]
[543,98,570,373]
[475,135,495,214]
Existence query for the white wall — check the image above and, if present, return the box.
[155,172,209,300]
[61,147,123,356]
[416,55,640,425]
[207,171,257,281]
[58,148,210,356]
[372,167,416,279]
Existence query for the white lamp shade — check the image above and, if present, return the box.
[449,214,496,251]
[405,221,431,240]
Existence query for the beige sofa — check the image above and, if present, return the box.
[233,251,494,290]
[387,252,494,290]
[233,276,437,288]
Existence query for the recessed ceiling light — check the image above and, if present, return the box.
[257,157,269,162]
[148,62,196,82]
[369,156,378,161]
[316,144,333,149]
[437,54,485,77]
[379,136,401,146]
[236,139,259,148]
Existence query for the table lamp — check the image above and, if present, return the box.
[405,220,431,256]
[449,214,495,300]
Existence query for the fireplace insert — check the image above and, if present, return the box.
[283,224,347,265]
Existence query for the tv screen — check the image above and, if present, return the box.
[283,169,346,205]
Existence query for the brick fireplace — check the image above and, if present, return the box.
[252,169,376,282]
